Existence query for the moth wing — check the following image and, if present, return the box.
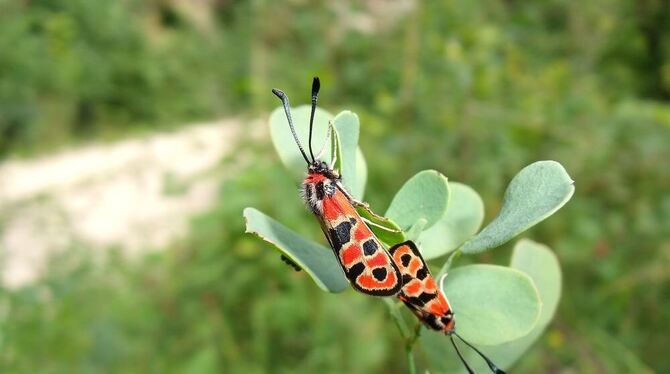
[319,190,402,296]
[389,241,454,330]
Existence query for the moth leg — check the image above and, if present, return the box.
[335,181,399,231]
[336,182,385,219]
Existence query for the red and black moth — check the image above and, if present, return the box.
[272,78,505,372]
[389,240,505,374]
[271,78,402,297]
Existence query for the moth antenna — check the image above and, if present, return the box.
[308,77,321,162]
[272,88,311,165]
[450,335,475,374]
[454,332,506,374]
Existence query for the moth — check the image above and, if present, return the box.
[389,241,505,374]
[271,78,402,296]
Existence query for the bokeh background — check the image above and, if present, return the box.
[1,0,669,372]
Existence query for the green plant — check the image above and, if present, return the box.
[244,105,573,372]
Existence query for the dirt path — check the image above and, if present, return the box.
[0,119,244,288]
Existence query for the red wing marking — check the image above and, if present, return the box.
[366,252,389,268]
[353,225,368,241]
[341,244,362,266]
[322,198,343,221]
[318,188,402,297]
[404,279,422,295]
[389,240,455,333]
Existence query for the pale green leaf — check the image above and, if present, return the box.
[269,105,333,183]
[243,207,348,293]
[385,170,449,231]
[354,148,367,200]
[441,264,541,345]
[419,182,485,259]
[461,161,574,254]
[269,106,367,195]
[423,239,562,373]
[333,111,363,199]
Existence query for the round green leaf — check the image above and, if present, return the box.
[333,111,364,199]
[441,264,541,345]
[461,160,574,254]
[269,105,333,183]
[385,170,449,231]
[419,182,485,259]
[269,106,367,196]
[354,148,367,200]
[422,239,562,373]
[243,207,348,293]
[457,239,562,371]
[511,239,561,327]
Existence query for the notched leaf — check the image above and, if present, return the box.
[243,207,348,293]
[461,161,574,254]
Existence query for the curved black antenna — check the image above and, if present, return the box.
[454,332,506,374]
[450,335,475,374]
[308,77,321,162]
[272,88,311,165]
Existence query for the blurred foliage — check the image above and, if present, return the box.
[2,0,670,372]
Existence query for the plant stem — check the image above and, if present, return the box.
[438,249,462,278]
[386,297,425,374]
[384,298,410,339]
[406,343,417,374]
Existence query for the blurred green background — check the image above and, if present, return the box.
[1,0,669,372]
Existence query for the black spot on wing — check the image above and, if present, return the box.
[347,262,365,279]
[425,314,443,330]
[440,315,453,325]
[406,292,437,307]
[418,292,436,304]
[328,220,352,250]
[362,239,378,256]
[416,267,428,280]
[372,267,387,281]
[402,274,414,285]
[400,254,412,267]
[401,298,422,313]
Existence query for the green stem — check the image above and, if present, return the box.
[404,321,422,373]
[384,247,427,367]
[406,343,417,374]
[385,299,421,373]
[438,249,462,278]
[384,298,410,339]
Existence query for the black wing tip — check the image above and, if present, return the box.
[389,240,418,253]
